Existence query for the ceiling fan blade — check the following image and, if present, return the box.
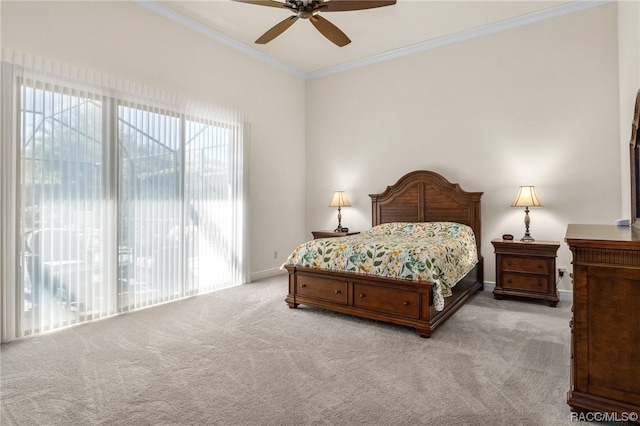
[323,0,396,12]
[255,15,299,44]
[310,15,351,47]
[232,0,288,9]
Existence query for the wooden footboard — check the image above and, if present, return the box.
[284,263,483,338]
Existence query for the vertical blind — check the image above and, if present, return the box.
[1,53,248,341]
[20,80,108,334]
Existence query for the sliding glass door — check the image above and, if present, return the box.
[13,76,247,339]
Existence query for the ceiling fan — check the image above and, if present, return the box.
[232,0,397,47]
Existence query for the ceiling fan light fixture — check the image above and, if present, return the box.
[234,0,397,46]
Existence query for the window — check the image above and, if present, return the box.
[1,59,247,340]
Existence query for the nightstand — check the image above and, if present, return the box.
[311,230,360,239]
[492,239,560,307]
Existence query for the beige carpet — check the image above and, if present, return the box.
[1,274,591,425]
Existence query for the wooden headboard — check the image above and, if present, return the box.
[369,170,483,253]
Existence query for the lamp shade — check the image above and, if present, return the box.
[329,191,351,207]
[511,186,543,208]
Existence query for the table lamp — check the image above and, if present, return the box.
[329,191,351,232]
[511,186,543,242]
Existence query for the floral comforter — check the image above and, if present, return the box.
[284,222,478,311]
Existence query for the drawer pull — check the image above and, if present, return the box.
[359,293,366,298]
[507,261,512,266]
[301,284,307,288]
[538,264,542,269]
[334,289,341,294]
[507,279,512,284]
[403,301,410,306]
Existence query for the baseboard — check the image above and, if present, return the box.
[558,288,573,302]
[483,281,496,293]
[250,267,286,282]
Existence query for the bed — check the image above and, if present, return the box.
[284,170,484,337]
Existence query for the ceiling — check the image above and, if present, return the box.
[141,0,605,78]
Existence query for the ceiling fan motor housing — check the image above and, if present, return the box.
[288,0,320,19]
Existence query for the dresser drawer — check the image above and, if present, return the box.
[297,275,347,304]
[501,255,550,275]
[503,272,549,292]
[353,283,419,318]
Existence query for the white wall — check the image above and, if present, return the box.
[306,4,622,291]
[3,1,634,291]
[0,0,307,280]
[618,0,640,217]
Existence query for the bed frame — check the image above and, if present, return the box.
[284,170,484,337]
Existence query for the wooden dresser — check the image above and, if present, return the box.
[565,224,640,420]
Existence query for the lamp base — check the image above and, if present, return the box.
[334,206,345,233]
[335,226,346,232]
[520,207,535,242]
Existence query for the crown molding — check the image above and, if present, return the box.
[307,0,613,79]
[132,0,306,79]
[135,0,612,81]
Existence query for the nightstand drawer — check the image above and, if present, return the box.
[503,272,548,292]
[297,276,347,304]
[501,256,549,275]
[353,283,419,318]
